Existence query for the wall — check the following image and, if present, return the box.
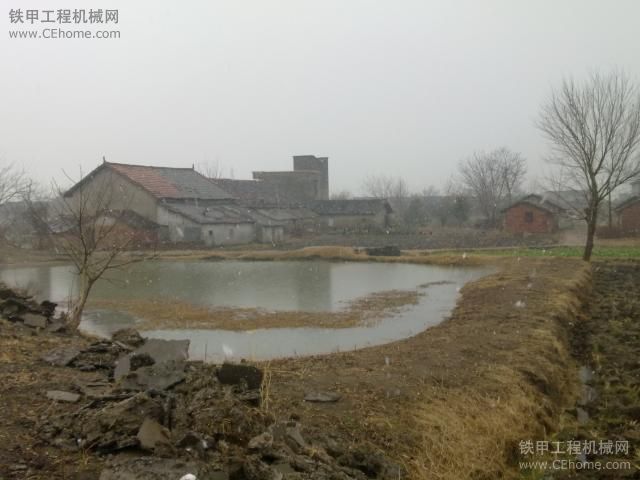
[252,171,321,203]
[504,204,557,234]
[620,201,640,234]
[317,210,388,230]
[157,206,199,242]
[258,225,285,244]
[202,223,255,246]
[64,167,159,222]
[293,155,329,200]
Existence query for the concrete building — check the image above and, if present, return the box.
[252,154,329,203]
[309,199,393,230]
[502,194,564,234]
[615,195,640,236]
[63,161,260,246]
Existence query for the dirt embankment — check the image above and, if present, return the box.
[268,257,591,479]
[552,262,640,479]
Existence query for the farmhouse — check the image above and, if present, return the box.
[615,195,640,236]
[309,198,393,230]
[503,194,564,234]
[63,161,260,246]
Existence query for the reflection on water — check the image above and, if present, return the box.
[0,260,493,361]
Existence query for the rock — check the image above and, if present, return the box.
[136,417,171,451]
[130,353,155,371]
[176,431,205,449]
[578,385,598,406]
[237,390,261,406]
[248,432,273,450]
[576,407,589,425]
[41,348,80,367]
[79,392,164,452]
[338,450,386,478]
[365,245,401,257]
[118,360,187,392]
[99,458,199,480]
[23,313,48,328]
[111,328,145,348]
[114,339,190,380]
[242,455,283,480]
[303,391,341,403]
[40,300,57,317]
[46,321,67,334]
[46,390,81,403]
[269,422,306,453]
[217,363,263,390]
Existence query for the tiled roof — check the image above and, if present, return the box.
[309,199,393,216]
[503,194,565,214]
[212,178,296,206]
[614,195,640,211]
[65,162,234,201]
[163,202,255,225]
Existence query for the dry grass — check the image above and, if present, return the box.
[88,288,423,331]
[267,257,591,480]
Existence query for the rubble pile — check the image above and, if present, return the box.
[38,328,402,480]
[0,283,63,331]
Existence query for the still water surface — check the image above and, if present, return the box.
[0,260,492,361]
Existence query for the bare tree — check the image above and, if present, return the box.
[0,163,30,245]
[0,162,28,206]
[28,169,155,329]
[330,190,352,200]
[458,148,526,227]
[362,174,410,225]
[362,174,409,200]
[537,71,640,261]
[196,160,226,179]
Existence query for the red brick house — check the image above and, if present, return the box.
[615,196,640,236]
[502,195,563,234]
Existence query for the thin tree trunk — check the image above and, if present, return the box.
[583,207,598,261]
[68,275,93,329]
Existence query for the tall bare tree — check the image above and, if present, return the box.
[0,162,27,206]
[362,174,409,200]
[28,169,155,329]
[0,163,29,245]
[537,71,640,261]
[362,174,410,222]
[458,147,526,227]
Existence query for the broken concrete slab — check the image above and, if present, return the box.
[114,339,190,381]
[304,391,342,403]
[99,458,200,480]
[41,348,80,367]
[111,328,145,348]
[136,417,171,451]
[118,360,186,392]
[217,363,263,390]
[23,313,48,328]
[79,392,165,452]
[46,390,81,403]
[248,432,273,450]
[130,352,155,371]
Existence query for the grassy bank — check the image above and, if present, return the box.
[267,254,591,479]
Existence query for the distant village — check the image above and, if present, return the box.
[1,154,639,249]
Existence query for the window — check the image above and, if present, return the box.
[525,211,534,223]
[208,230,213,236]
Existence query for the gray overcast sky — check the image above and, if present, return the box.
[1,0,639,194]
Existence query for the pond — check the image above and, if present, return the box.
[0,260,492,361]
